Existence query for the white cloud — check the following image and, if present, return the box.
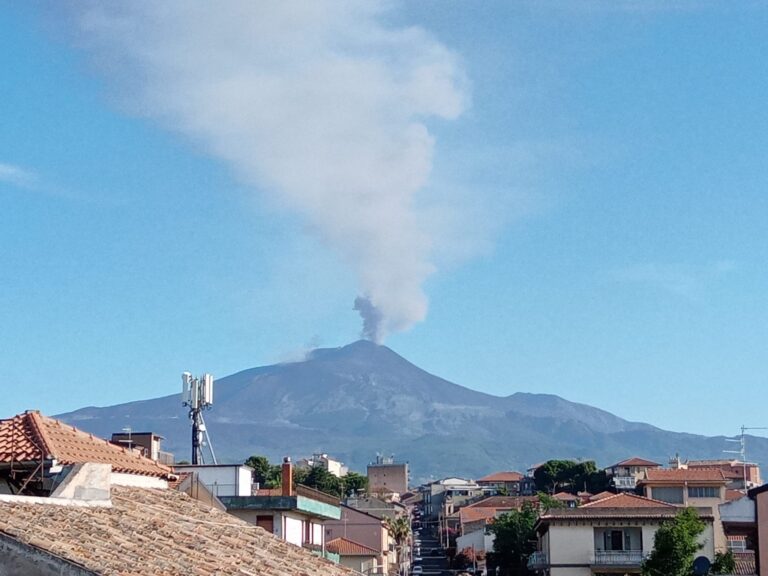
[0,163,39,190]
[612,260,736,299]
[62,1,470,342]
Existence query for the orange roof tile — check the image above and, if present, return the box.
[327,537,379,557]
[613,457,662,467]
[642,468,728,484]
[460,507,503,524]
[0,486,354,575]
[582,493,676,509]
[465,495,538,509]
[553,492,579,501]
[0,411,172,478]
[726,489,747,502]
[477,471,523,483]
[589,491,616,502]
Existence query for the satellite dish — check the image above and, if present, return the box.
[693,555,711,576]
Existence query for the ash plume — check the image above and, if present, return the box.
[58,1,468,340]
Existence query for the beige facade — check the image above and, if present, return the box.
[367,462,409,496]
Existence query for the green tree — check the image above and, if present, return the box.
[641,507,705,576]
[244,455,282,488]
[487,502,538,576]
[341,471,369,496]
[536,492,565,512]
[303,465,342,496]
[712,550,736,574]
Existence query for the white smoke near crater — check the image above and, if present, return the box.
[62,1,468,341]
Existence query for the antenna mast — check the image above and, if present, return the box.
[724,425,767,489]
[182,372,217,465]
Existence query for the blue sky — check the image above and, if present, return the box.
[2,1,767,440]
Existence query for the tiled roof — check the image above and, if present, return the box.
[589,491,615,502]
[553,492,579,501]
[726,489,747,501]
[0,411,172,478]
[477,471,523,483]
[0,486,353,575]
[465,495,538,509]
[540,505,713,521]
[460,507,504,525]
[326,537,378,557]
[582,493,676,509]
[613,457,661,467]
[642,468,728,483]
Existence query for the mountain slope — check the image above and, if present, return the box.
[57,340,766,480]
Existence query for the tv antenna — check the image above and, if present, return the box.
[724,425,767,489]
[182,372,218,465]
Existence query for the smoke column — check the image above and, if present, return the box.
[62,1,468,341]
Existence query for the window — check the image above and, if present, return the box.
[651,487,684,504]
[688,486,718,498]
[728,538,747,552]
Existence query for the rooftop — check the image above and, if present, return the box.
[326,537,379,557]
[612,457,662,468]
[0,411,172,479]
[0,486,352,575]
[477,471,523,483]
[641,468,728,484]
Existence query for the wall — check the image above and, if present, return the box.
[325,506,387,568]
[173,465,250,496]
[548,524,593,567]
[367,463,408,495]
[756,491,768,576]
[284,514,304,547]
[0,533,96,576]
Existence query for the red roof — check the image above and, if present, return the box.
[477,471,523,483]
[459,507,501,524]
[0,411,172,478]
[726,489,747,502]
[326,537,379,557]
[553,492,580,501]
[613,457,662,467]
[589,491,615,502]
[642,468,728,484]
[582,493,676,509]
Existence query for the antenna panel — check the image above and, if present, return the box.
[203,373,214,405]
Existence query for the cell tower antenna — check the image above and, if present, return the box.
[181,372,217,465]
[724,425,768,489]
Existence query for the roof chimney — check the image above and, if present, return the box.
[282,456,293,497]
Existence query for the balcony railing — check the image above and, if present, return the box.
[527,551,549,569]
[611,476,637,489]
[592,550,645,565]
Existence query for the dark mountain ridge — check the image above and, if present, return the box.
[57,340,765,481]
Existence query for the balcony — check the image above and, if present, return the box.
[592,550,645,566]
[527,551,549,570]
[611,476,637,489]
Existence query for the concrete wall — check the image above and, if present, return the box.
[172,465,250,496]
[0,533,96,576]
[549,524,593,566]
[756,491,768,576]
[325,506,387,568]
[367,463,408,496]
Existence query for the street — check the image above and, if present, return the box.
[413,526,450,576]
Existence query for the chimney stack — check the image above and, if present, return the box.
[282,456,293,496]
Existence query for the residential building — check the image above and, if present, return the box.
[0,411,350,575]
[684,458,762,490]
[367,454,409,496]
[529,493,716,576]
[422,477,484,520]
[476,470,524,495]
[297,452,349,478]
[109,430,174,465]
[719,494,758,575]
[218,457,341,557]
[325,504,393,575]
[346,494,407,520]
[173,463,253,497]
[748,483,768,576]
[604,457,661,491]
[327,537,380,574]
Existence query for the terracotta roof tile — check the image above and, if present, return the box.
[726,489,747,501]
[733,551,757,575]
[0,486,354,575]
[582,493,676,509]
[553,492,579,501]
[465,496,538,509]
[613,457,662,467]
[459,507,503,524]
[589,491,616,502]
[642,468,728,483]
[326,537,379,557]
[477,471,523,483]
[0,412,172,479]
